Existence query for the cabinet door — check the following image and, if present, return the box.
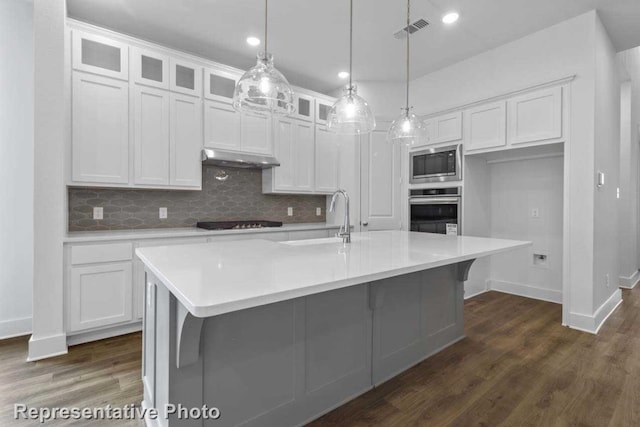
[68,262,133,332]
[273,118,296,191]
[315,126,339,193]
[132,47,170,89]
[292,93,315,122]
[72,73,129,184]
[134,85,170,185]
[72,31,128,80]
[434,111,462,143]
[295,122,315,191]
[315,98,333,125]
[465,101,507,151]
[241,112,273,155]
[170,93,202,188]
[204,68,238,102]
[509,86,562,145]
[204,100,241,150]
[170,58,202,97]
[360,128,402,231]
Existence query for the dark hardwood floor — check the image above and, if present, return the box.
[1,288,639,426]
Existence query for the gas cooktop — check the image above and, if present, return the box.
[196,220,283,230]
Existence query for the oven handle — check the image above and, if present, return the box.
[409,197,461,205]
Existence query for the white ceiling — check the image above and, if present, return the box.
[67,0,640,93]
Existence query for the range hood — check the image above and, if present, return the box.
[201,148,280,169]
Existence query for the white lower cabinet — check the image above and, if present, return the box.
[68,262,133,332]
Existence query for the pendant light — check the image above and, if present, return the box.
[233,0,295,116]
[387,0,427,144]
[327,0,375,135]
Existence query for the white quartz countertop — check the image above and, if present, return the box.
[64,223,339,243]
[136,230,530,318]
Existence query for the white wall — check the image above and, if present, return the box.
[592,15,622,313]
[29,0,68,360]
[488,155,564,303]
[617,48,640,287]
[0,0,34,339]
[329,81,405,122]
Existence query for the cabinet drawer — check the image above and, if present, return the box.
[71,242,133,265]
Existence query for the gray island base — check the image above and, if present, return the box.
[136,231,529,426]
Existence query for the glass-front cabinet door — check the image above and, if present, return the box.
[170,58,202,97]
[204,68,239,104]
[72,31,129,80]
[315,98,333,125]
[132,47,170,89]
[292,93,315,122]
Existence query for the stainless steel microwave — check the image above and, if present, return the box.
[410,144,462,184]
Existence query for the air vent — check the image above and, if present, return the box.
[393,18,429,39]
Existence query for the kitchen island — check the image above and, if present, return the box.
[136,230,529,427]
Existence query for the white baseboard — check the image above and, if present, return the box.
[619,269,640,289]
[488,279,562,304]
[464,280,488,300]
[67,321,142,346]
[27,333,68,361]
[567,289,622,334]
[0,316,32,340]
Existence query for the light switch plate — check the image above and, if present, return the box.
[93,207,103,220]
[159,207,168,219]
[287,207,293,216]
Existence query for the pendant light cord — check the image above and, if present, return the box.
[264,0,268,53]
[405,0,410,114]
[349,0,353,91]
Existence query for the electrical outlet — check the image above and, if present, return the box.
[531,208,539,218]
[93,207,103,220]
[316,207,322,216]
[287,207,293,217]
[159,207,168,219]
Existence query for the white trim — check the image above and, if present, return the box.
[27,333,68,361]
[619,269,640,289]
[0,317,32,340]
[567,289,622,334]
[67,322,142,346]
[488,279,562,304]
[485,151,564,165]
[464,280,488,300]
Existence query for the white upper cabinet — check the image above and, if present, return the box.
[315,125,340,193]
[315,98,333,125]
[134,85,170,185]
[132,47,170,89]
[170,93,202,188]
[204,100,241,151]
[204,68,238,102]
[72,73,129,184]
[433,112,463,144]
[72,31,129,81]
[465,101,507,152]
[292,92,315,122]
[263,118,314,193]
[241,112,273,155]
[169,58,202,97]
[508,86,562,145]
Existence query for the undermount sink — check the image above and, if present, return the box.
[281,235,369,246]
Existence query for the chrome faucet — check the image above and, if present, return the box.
[329,189,351,243]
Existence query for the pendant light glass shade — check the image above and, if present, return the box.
[388,108,428,144]
[327,84,376,135]
[233,52,295,116]
[388,0,427,144]
[232,0,295,116]
[327,0,375,135]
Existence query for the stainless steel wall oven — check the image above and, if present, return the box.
[409,187,461,235]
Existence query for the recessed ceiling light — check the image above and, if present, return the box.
[442,12,459,24]
[246,36,261,46]
[338,71,350,79]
